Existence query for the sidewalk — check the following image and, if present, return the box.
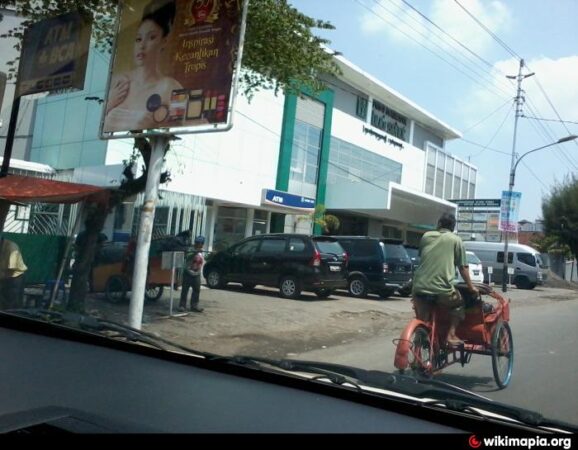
[86,284,578,359]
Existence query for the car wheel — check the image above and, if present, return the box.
[398,284,412,297]
[515,276,531,290]
[279,276,301,299]
[379,288,395,299]
[348,276,368,298]
[145,285,164,302]
[314,288,335,299]
[206,269,224,289]
[105,275,128,303]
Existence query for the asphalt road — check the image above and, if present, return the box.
[296,287,578,426]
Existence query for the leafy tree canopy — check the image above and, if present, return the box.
[542,174,578,262]
[0,0,341,97]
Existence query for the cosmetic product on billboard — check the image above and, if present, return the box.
[186,89,204,120]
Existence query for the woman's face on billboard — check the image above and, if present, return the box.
[134,19,166,67]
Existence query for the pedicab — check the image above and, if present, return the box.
[91,235,191,303]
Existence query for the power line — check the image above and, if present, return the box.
[461,98,513,134]
[521,115,578,126]
[355,0,510,100]
[458,138,510,156]
[398,0,497,71]
[467,102,513,160]
[453,0,521,60]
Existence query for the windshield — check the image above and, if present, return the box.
[466,252,481,265]
[381,243,410,261]
[1,0,576,434]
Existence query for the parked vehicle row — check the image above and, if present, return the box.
[202,233,416,300]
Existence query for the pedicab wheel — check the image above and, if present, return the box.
[491,321,514,389]
[145,285,164,302]
[408,325,432,377]
[105,275,128,303]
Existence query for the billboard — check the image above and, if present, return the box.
[101,0,247,136]
[16,12,92,97]
[499,191,522,233]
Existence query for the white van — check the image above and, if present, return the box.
[463,241,546,289]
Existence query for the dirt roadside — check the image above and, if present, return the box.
[85,284,578,359]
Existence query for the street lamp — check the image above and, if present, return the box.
[502,134,578,291]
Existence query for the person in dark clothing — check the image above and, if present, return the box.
[179,235,205,313]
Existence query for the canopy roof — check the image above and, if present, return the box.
[0,175,109,204]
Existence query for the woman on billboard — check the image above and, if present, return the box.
[104,0,182,132]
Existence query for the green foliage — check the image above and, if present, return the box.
[542,174,578,261]
[1,0,341,96]
[529,234,571,258]
[313,204,340,235]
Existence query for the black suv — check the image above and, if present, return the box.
[203,234,348,299]
[331,236,412,299]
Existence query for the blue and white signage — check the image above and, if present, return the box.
[261,189,315,212]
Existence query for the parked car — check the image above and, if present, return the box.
[455,251,484,284]
[330,236,412,299]
[203,234,348,299]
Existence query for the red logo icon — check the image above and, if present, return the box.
[469,435,482,448]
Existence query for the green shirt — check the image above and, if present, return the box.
[412,228,467,295]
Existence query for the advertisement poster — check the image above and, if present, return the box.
[16,11,91,97]
[102,0,245,134]
[499,191,522,232]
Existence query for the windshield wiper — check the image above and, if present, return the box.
[227,355,578,432]
[3,308,210,357]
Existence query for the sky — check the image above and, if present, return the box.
[290,0,578,222]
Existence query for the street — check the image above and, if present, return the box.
[89,282,578,425]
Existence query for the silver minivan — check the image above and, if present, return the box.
[463,241,546,289]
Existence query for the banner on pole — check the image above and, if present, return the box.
[498,191,521,232]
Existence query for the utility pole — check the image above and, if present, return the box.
[502,59,534,292]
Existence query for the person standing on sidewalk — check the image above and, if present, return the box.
[0,236,27,310]
[179,235,205,313]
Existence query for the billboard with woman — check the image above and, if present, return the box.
[101,0,246,136]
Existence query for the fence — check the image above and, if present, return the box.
[566,260,577,283]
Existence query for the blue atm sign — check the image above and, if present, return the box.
[262,189,315,212]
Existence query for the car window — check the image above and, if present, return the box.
[382,243,409,260]
[497,251,513,264]
[314,240,344,255]
[235,239,260,256]
[287,238,307,253]
[517,252,536,267]
[353,240,376,257]
[258,238,286,254]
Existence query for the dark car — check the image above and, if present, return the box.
[331,236,412,299]
[203,234,348,299]
[403,245,421,272]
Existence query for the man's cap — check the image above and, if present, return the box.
[194,235,205,244]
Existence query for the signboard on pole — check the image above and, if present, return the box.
[101,0,248,138]
[16,12,92,97]
[498,191,522,233]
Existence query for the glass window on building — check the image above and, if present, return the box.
[289,120,322,199]
[382,225,402,239]
[328,137,402,192]
[435,167,444,198]
[253,210,268,236]
[214,207,247,251]
[356,96,368,120]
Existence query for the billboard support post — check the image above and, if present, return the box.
[128,134,170,329]
[0,96,21,178]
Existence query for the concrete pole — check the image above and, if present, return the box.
[128,135,169,329]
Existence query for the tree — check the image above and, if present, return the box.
[542,175,578,263]
[1,0,341,312]
[313,204,340,235]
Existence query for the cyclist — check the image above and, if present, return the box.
[412,213,479,346]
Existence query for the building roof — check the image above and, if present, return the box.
[333,54,462,141]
